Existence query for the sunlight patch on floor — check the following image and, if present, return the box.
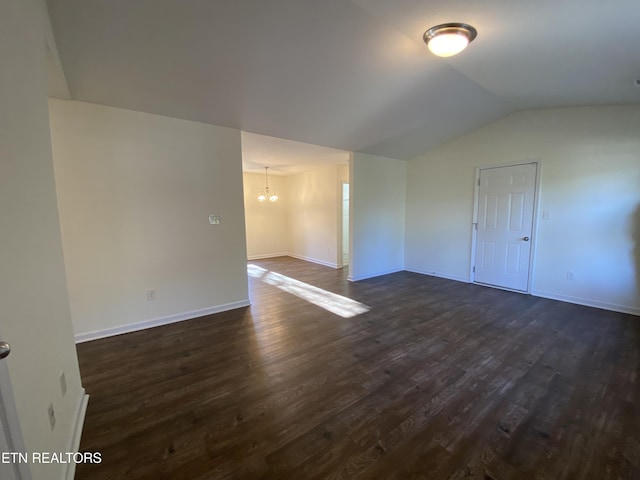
[247,264,369,318]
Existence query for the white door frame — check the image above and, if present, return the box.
[469,160,542,294]
[0,345,32,480]
[340,181,350,268]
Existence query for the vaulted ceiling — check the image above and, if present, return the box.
[46,0,640,160]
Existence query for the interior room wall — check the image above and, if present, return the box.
[49,100,250,341]
[405,106,640,315]
[243,172,289,259]
[287,165,343,267]
[350,152,407,281]
[0,1,85,479]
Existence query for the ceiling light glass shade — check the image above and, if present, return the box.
[258,167,278,202]
[423,23,477,57]
[258,189,277,202]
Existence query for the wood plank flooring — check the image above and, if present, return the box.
[75,257,640,479]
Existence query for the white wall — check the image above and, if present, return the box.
[243,172,288,259]
[287,165,343,267]
[0,1,85,479]
[406,106,640,315]
[350,153,407,281]
[49,100,250,341]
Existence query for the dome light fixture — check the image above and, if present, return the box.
[258,166,278,202]
[423,23,477,57]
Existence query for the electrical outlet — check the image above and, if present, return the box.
[48,403,56,431]
[208,214,222,225]
[566,271,574,281]
[60,372,67,397]
[146,289,156,301]
[542,210,551,220]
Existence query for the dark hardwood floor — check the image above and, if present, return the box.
[75,257,640,479]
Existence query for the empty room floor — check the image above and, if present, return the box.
[75,257,639,479]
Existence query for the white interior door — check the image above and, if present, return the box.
[474,163,537,292]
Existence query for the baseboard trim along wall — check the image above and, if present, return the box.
[403,268,639,316]
[247,253,289,260]
[74,300,251,343]
[62,390,89,480]
[531,290,640,317]
[349,267,405,282]
[287,253,340,269]
[248,253,340,269]
[404,267,471,284]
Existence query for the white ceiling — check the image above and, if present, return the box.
[46,0,640,162]
[241,132,349,175]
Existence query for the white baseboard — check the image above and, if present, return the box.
[247,252,289,260]
[405,270,638,316]
[531,290,640,316]
[287,253,339,269]
[74,300,251,343]
[404,267,471,284]
[62,390,89,480]
[349,267,404,282]
[248,252,340,269]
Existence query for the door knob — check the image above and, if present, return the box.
[523,236,530,241]
[0,341,11,359]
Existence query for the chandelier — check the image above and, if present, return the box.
[258,167,278,202]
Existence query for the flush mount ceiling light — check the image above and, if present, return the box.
[423,23,477,57]
[258,167,278,202]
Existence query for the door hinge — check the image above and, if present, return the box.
[473,266,475,273]
[477,178,480,186]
